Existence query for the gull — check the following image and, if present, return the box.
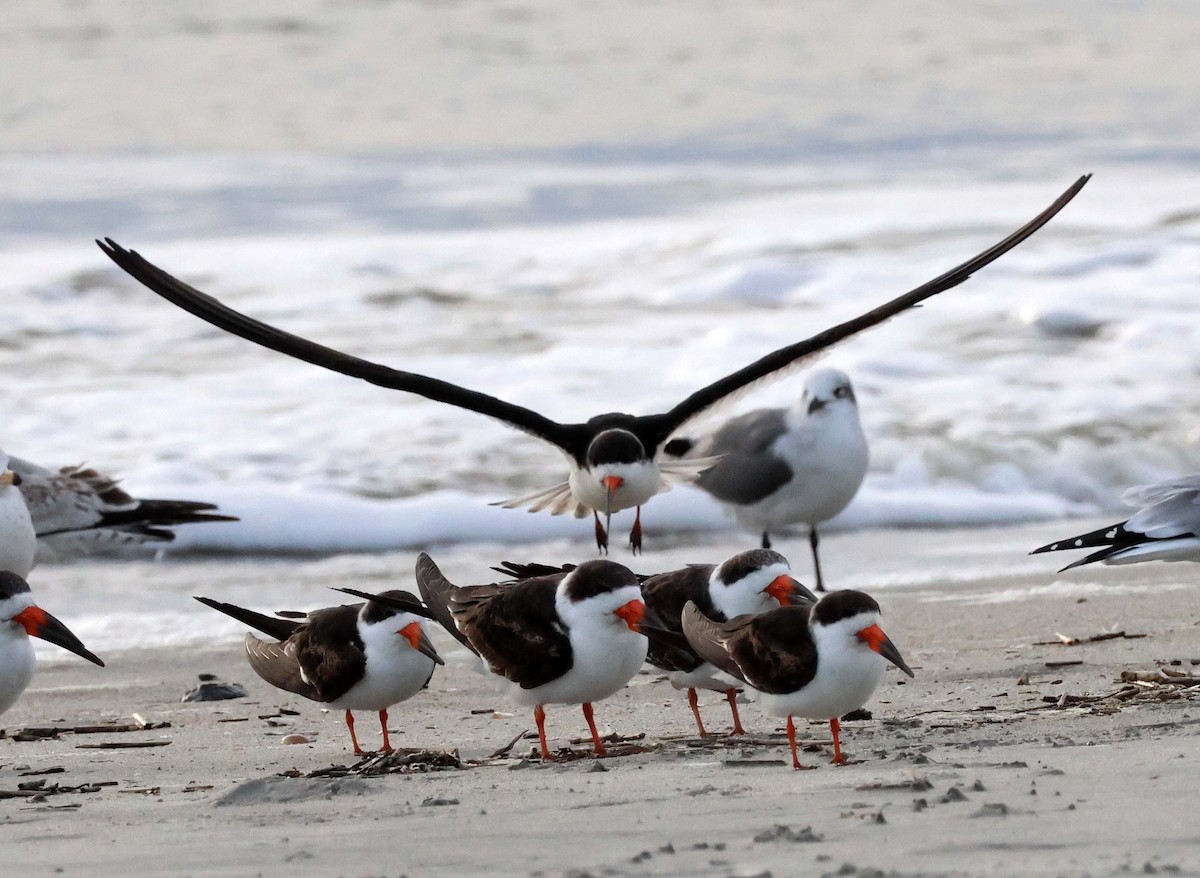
[12,455,236,563]
[665,368,867,591]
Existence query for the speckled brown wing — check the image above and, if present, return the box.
[291,606,369,703]
[639,565,717,673]
[415,553,478,652]
[724,605,820,696]
[241,604,367,704]
[680,602,752,684]
[449,577,574,691]
[244,633,323,701]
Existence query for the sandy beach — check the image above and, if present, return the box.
[4,1,1200,875]
[4,522,1198,877]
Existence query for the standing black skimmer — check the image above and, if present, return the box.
[96,174,1088,553]
[11,456,237,562]
[681,589,913,770]
[0,572,104,716]
[1031,473,1200,570]
[491,551,815,735]
[665,368,867,592]
[411,552,650,759]
[0,452,36,577]
[638,549,816,736]
[195,590,443,755]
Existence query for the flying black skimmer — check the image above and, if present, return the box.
[638,549,816,736]
[1031,473,1200,570]
[664,368,867,592]
[195,590,442,755]
[682,589,913,770]
[0,453,36,577]
[410,552,651,759]
[96,174,1089,553]
[10,456,237,562]
[0,571,104,716]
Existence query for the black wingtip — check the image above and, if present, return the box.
[662,438,693,457]
[330,586,438,621]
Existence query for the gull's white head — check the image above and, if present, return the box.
[799,369,857,418]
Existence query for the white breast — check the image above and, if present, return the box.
[568,460,662,514]
[0,624,36,716]
[757,633,886,721]
[735,407,868,532]
[328,618,437,712]
[512,584,648,707]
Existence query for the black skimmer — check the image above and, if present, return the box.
[664,368,867,591]
[491,551,815,735]
[681,589,913,770]
[95,174,1089,553]
[10,456,236,562]
[195,590,443,755]
[411,552,651,759]
[0,572,104,716]
[638,548,816,736]
[1031,473,1200,570]
[0,453,36,577]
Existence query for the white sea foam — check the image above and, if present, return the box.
[4,157,1200,558]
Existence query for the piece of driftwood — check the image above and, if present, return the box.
[6,717,171,742]
[488,729,533,759]
[19,766,65,777]
[0,780,117,801]
[75,741,172,750]
[1023,665,1200,713]
[1121,670,1200,686]
[568,731,645,746]
[1035,631,1148,647]
[856,777,933,792]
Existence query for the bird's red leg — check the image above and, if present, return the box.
[629,507,643,554]
[534,704,551,760]
[593,512,609,554]
[830,717,844,765]
[687,688,708,737]
[724,689,747,736]
[787,715,805,770]
[345,710,364,756]
[378,708,392,753]
[582,702,607,756]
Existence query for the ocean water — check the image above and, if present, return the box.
[5,3,1200,657]
[3,154,1200,565]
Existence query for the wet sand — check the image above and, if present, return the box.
[5,522,1199,877]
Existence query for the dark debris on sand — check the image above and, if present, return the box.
[290,748,464,778]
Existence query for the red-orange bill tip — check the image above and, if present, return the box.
[13,606,104,667]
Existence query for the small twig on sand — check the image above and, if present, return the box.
[1035,631,1148,647]
[489,729,533,759]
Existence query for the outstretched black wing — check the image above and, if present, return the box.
[97,238,586,452]
[634,174,1091,449]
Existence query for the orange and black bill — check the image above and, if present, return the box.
[13,606,105,666]
[858,623,914,678]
